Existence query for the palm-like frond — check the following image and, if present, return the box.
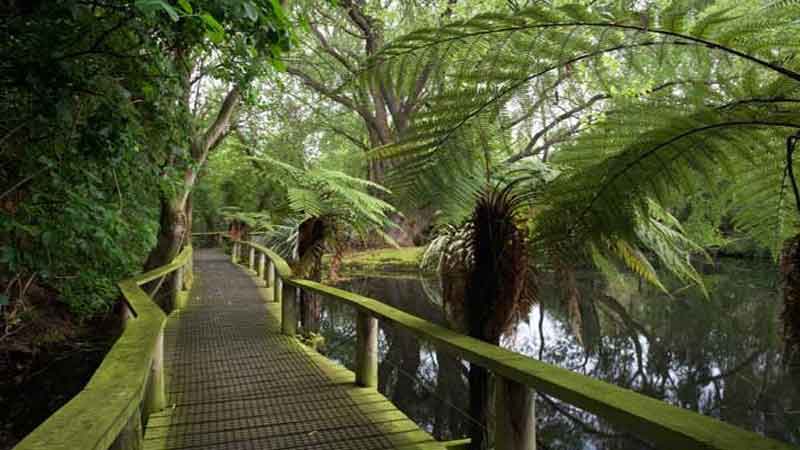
[371,0,800,275]
[248,155,398,244]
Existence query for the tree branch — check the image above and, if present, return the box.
[507,93,607,163]
[286,66,360,112]
[504,125,584,164]
[200,86,241,157]
[309,23,358,74]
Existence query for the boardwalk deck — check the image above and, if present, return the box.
[143,249,445,450]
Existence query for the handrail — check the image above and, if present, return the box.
[14,246,193,450]
[232,238,795,450]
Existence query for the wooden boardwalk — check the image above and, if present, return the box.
[143,249,445,450]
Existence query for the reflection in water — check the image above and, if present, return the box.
[318,259,800,448]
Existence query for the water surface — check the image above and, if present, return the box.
[317,258,800,449]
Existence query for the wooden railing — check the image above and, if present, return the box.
[14,246,193,450]
[229,237,795,450]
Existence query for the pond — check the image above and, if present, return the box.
[316,258,800,449]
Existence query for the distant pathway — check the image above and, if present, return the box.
[143,249,443,450]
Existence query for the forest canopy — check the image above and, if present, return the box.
[4,0,800,449]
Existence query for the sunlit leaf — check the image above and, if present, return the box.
[177,0,193,14]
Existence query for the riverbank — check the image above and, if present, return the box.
[324,246,428,278]
[0,298,117,449]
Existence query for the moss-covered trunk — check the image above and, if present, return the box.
[144,195,187,271]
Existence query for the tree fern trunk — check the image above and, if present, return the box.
[464,186,533,450]
[297,218,324,333]
[468,364,492,450]
[781,234,800,372]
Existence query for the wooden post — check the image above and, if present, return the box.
[172,267,184,310]
[281,279,296,336]
[495,375,536,450]
[249,246,255,270]
[108,404,143,450]
[232,242,238,263]
[143,330,166,416]
[272,269,280,303]
[267,261,275,289]
[355,311,378,388]
[258,252,266,279]
[184,256,193,290]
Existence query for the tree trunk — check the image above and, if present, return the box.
[184,193,193,248]
[781,233,800,372]
[145,194,187,271]
[297,218,324,333]
[468,364,492,450]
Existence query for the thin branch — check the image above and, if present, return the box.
[509,93,607,163]
[309,23,358,73]
[286,66,361,113]
[0,165,50,201]
[505,125,584,164]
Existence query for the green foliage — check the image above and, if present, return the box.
[249,155,398,240]
[373,0,800,290]
[0,1,170,316]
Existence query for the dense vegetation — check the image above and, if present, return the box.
[2,0,800,449]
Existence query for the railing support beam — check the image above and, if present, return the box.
[495,376,536,450]
[249,246,255,271]
[267,261,275,290]
[280,279,296,336]
[143,329,167,416]
[258,252,266,280]
[172,267,185,310]
[355,311,378,388]
[108,404,142,450]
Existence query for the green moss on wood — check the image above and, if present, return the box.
[14,247,193,450]
[288,278,795,450]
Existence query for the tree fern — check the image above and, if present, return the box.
[371,0,800,278]
[247,154,399,250]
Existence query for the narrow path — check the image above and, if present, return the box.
[143,249,443,450]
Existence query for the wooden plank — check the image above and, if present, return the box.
[141,249,446,450]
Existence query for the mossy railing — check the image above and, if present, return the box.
[14,246,193,450]
[228,237,795,450]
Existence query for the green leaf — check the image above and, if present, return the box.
[270,44,285,71]
[201,13,225,43]
[270,57,286,72]
[299,14,311,33]
[268,0,288,23]
[177,0,193,14]
[135,0,180,22]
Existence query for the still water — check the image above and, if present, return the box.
[317,258,799,449]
